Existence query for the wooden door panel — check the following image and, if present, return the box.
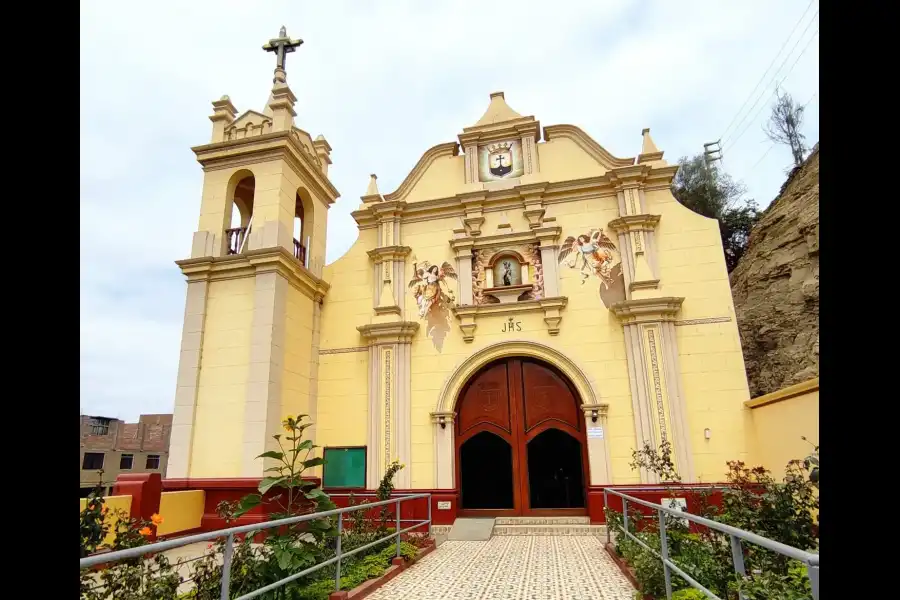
[521,360,581,434]
[457,362,512,438]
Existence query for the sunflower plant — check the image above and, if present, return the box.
[224,414,338,580]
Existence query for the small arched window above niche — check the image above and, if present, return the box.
[484,251,533,304]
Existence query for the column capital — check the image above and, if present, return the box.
[430,411,456,428]
[607,214,661,235]
[357,321,420,345]
[610,296,684,325]
[366,245,412,263]
[580,403,610,420]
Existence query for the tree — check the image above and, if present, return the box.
[671,155,760,272]
[764,86,807,169]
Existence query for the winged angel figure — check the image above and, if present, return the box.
[408,261,457,319]
[558,229,618,288]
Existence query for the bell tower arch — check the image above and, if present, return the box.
[168,27,340,479]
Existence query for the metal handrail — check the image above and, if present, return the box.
[603,488,819,600]
[80,492,432,600]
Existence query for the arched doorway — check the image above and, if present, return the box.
[455,357,589,516]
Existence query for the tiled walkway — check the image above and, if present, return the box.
[366,536,635,600]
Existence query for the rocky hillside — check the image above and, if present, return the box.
[730,145,819,398]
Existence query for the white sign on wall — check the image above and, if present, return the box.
[437,501,451,510]
[587,427,604,440]
[661,497,688,526]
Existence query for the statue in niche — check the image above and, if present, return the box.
[492,258,521,288]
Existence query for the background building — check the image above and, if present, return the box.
[79,413,172,497]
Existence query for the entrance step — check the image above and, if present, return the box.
[494,516,590,525]
[492,517,607,537]
[447,518,496,541]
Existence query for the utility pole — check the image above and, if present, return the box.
[703,140,723,167]
[702,140,723,199]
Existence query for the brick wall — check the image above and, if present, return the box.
[80,414,173,491]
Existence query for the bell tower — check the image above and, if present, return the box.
[167,27,340,479]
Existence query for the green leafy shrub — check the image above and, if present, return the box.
[607,441,819,600]
[672,588,707,600]
[82,416,429,600]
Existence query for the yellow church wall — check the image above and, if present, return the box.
[536,136,608,182]
[190,277,255,477]
[281,285,314,429]
[744,379,819,476]
[403,154,467,203]
[645,188,752,482]
[314,231,377,468]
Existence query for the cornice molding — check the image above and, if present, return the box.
[744,378,819,409]
[609,296,685,325]
[449,225,561,252]
[357,321,420,344]
[543,124,635,169]
[458,116,542,147]
[382,142,460,202]
[176,247,330,301]
[191,131,340,204]
[452,296,568,342]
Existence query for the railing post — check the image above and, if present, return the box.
[220,533,234,600]
[396,498,402,558]
[730,534,747,600]
[622,497,629,534]
[427,494,433,537]
[603,488,610,544]
[807,564,819,600]
[335,513,343,592]
[658,509,673,600]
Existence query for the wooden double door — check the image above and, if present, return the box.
[455,357,589,517]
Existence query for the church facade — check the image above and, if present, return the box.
[168,31,751,523]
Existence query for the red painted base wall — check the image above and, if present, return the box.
[112,475,730,539]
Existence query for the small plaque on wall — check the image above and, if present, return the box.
[587,426,604,439]
[437,501,451,510]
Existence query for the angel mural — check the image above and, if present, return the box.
[408,261,457,319]
[558,229,625,307]
[559,230,617,285]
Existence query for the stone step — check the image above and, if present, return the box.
[494,516,591,525]
[492,524,608,536]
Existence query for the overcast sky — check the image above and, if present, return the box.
[80,0,819,422]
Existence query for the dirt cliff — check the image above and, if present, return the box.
[730,145,819,398]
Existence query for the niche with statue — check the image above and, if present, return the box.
[473,247,544,304]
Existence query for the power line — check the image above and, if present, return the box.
[723,27,818,153]
[719,0,818,143]
[722,9,819,149]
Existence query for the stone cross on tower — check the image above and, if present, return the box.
[262,26,304,78]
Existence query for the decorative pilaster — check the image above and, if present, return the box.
[242,270,289,477]
[450,239,475,306]
[608,214,662,297]
[168,280,209,478]
[535,224,561,297]
[581,404,612,485]
[357,322,419,488]
[430,412,456,489]
[610,297,695,482]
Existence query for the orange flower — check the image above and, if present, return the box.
[101,506,108,515]
[139,526,153,536]
[151,513,164,526]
